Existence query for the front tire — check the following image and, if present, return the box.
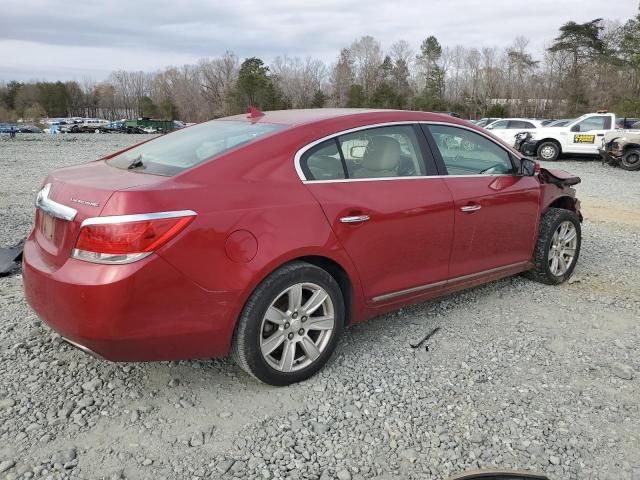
[620,148,640,171]
[537,141,560,161]
[231,261,344,386]
[527,208,581,285]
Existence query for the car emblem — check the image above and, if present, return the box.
[70,197,99,207]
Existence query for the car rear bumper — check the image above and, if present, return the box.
[22,233,240,361]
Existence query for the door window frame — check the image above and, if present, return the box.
[508,120,535,129]
[294,122,439,183]
[418,122,521,176]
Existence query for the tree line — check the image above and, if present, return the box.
[2,8,640,124]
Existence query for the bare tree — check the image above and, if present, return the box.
[349,36,383,97]
[198,52,239,117]
[331,48,355,107]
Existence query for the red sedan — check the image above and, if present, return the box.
[23,109,582,385]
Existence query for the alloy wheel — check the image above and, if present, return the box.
[259,283,335,372]
[548,221,577,276]
[540,145,557,160]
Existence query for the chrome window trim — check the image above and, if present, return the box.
[35,183,78,221]
[302,173,513,185]
[79,210,197,228]
[420,120,521,164]
[293,120,522,184]
[372,261,530,303]
[294,121,417,182]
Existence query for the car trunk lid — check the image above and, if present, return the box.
[34,161,165,269]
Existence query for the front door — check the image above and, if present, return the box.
[567,114,614,154]
[424,123,541,278]
[299,124,455,303]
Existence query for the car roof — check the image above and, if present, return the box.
[203,108,522,158]
[216,108,464,128]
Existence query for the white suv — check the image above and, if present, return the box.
[485,118,542,146]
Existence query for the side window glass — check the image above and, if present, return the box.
[575,116,608,132]
[487,120,508,129]
[337,125,426,179]
[508,121,534,129]
[428,125,514,175]
[300,139,345,181]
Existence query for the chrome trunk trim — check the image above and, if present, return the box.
[35,183,78,221]
[79,210,197,227]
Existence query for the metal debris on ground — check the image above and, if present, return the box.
[0,240,25,276]
[410,326,441,351]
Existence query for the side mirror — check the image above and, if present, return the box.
[520,158,536,176]
[570,124,580,132]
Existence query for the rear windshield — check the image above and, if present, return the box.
[107,120,284,176]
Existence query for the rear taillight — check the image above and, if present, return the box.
[72,210,196,264]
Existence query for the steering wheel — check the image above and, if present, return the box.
[479,163,506,175]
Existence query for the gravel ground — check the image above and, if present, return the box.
[0,134,638,480]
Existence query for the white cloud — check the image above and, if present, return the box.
[0,0,637,81]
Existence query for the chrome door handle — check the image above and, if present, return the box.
[460,205,481,212]
[340,215,370,223]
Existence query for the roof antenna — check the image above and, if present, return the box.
[247,105,265,119]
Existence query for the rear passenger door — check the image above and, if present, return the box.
[423,123,540,278]
[299,124,455,303]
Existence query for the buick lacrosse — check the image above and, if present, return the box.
[23,109,582,385]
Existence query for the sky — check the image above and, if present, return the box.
[1,0,638,82]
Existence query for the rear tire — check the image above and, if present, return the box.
[620,148,640,171]
[526,208,581,285]
[537,141,560,161]
[231,261,344,386]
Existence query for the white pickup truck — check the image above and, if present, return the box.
[518,113,635,161]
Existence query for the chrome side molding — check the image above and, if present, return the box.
[35,183,78,221]
[372,261,530,303]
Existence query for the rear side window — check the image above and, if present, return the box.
[107,120,284,176]
[299,125,428,181]
[487,120,508,129]
[428,125,514,175]
[337,125,427,179]
[509,120,534,129]
[300,140,346,181]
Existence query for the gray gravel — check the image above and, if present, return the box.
[0,134,639,480]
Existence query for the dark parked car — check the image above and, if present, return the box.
[615,117,640,129]
[18,125,43,133]
[23,109,583,385]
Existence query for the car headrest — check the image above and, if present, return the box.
[362,136,401,171]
